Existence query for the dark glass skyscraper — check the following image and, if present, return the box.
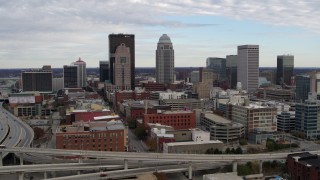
[295,74,310,103]
[109,34,135,90]
[63,65,78,88]
[22,66,53,92]
[206,57,226,80]
[226,55,237,89]
[277,55,294,86]
[99,61,110,83]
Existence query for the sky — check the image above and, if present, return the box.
[0,0,319,68]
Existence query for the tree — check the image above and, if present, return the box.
[235,147,243,154]
[230,148,236,154]
[134,125,147,140]
[239,138,248,145]
[127,118,136,129]
[33,127,45,140]
[225,147,231,154]
[214,148,222,154]
[146,137,157,152]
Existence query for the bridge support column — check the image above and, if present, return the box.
[18,172,24,180]
[259,160,263,174]
[188,162,193,180]
[19,153,23,165]
[78,156,83,163]
[77,156,83,175]
[124,159,128,170]
[232,161,237,173]
[44,171,47,179]
[0,152,3,166]
[138,160,142,168]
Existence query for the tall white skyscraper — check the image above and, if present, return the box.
[72,57,87,88]
[237,45,259,92]
[156,34,174,84]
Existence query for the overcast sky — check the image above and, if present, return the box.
[0,0,319,68]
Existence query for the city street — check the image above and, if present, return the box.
[128,128,149,152]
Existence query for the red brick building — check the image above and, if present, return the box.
[287,152,320,180]
[143,110,196,130]
[56,121,127,152]
[65,110,112,124]
[142,82,166,91]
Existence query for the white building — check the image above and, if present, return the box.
[72,58,87,88]
[237,45,259,93]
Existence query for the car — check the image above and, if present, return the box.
[100,173,108,177]
[0,144,6,149]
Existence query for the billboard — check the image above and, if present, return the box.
[9,96,35,104]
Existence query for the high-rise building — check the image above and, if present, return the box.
[206,57,226,80]
[72,58,87,88]
[156,34,174,84]
[99,61,110,83]
[114,43,131,89]
[109,34,135,90]
[296,75,310,103]
[277,55,294,86]
[21,66,53,92]
[296,72,320,103]
[226,55,237,89]
[237,45,259,93]
[295,100,320,138]
[63,65,78,88]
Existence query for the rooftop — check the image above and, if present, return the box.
[158,34,172,44]
[165,140,222,146]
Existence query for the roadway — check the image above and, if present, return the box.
[0,102,34,159]
[1,147,317,163]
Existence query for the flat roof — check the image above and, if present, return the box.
[165,140,222,146]
[162,110,193,114]
[204,113,231,124]
[94,115,120,121]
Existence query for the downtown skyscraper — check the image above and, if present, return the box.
[109,34,135,90]
[277,55,294,86]
[237,45,259,93]
[156,34,174,84]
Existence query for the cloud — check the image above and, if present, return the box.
[0,0,319,68]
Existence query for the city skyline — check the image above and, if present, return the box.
[0,0,319,68]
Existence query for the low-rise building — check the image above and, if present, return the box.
[200,112,244,143]
[143,110,196,130]
[232,102,277,135]
[277,111,295,132]
[287,152,320,180]
[56,120,127,152]
[163,140,223,154]
[160,99,203,110]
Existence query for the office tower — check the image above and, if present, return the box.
[277,55,294,86]
[237,45,259,92]
[21,65,53,92]
[277,111,295,132]
[72,58,87,88]
[296,72,320,103]
[190,71,199,84]
[226,55,237,89]
[206,57,226,80]
[109,34,135,90]
[63,65,78,88]
[156,34,175,84]
[295,99,320,139]
[113,43,131,89]
[99,61,110,83]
